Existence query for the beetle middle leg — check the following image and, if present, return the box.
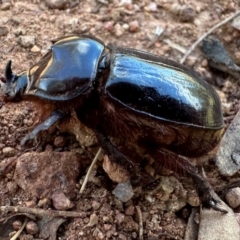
[95,130,134,172]
[21,110,66,148]
[150,148,227,213]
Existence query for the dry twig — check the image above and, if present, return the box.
[80,148,102,193]
[136,206,144,240]
[0,205,85,218]
[180,10,240,64]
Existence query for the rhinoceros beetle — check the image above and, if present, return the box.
[1,35,225,211]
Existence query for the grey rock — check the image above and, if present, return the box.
[18,36,36,48]
[112,181,134,202]
[198,192,240,240]
[216,110,240,176]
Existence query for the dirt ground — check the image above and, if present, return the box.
[1,0,240,239]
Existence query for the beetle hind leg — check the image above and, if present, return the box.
[150,148,227,213]
[21,110,66,148]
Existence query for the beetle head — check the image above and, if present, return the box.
[1,60,28,100]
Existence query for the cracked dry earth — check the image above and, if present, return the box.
[1,0,240,240]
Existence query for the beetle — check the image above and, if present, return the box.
[1,35,224,211]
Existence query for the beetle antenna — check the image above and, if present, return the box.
[5,60,14,84]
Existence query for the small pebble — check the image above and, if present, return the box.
[54,136,67,148]
[183,56,196,68]
[45,144,53,152]
[232,16,240,31]
[102,216,110,223]
[87,213,98,227]
[52,191,74,210]
[13,220,22,231]
[18,36,36,48]
[37,198,50,207]
[6,172,13,179]
[98,230,104,239]
[179,5,195,22]
[169,3,195,22]
[45,0,67,9]
[132,232,138,239]
[2,147,15,157]
[234,51,240,60]
[124,205,135,216]
[129,20,140,32]
[104,224,112,231]
[83,217,89,224]
[104,21,114,32]
[225,187,240,208]
[26,221,39,235]
[115,213,125,224]
[222,102,232,115]
[114,23,125,37]
[0,26,8,36]
[66,18,79,29]
[201,59,208,68]
[49,15,57,23]
[93,227,104,239]
[119,233,128,240]
[1,2,11,10]
[145,2,158,12]
[25,200,37,208]
[187,191,200,207]
[92,200,101,210]
[31,45,41,53]
[122,23,129,30]
[12,16,21,24]
[119,0,132,7]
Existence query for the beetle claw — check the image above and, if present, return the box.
[191,173,228,213]
[205,198,228,214]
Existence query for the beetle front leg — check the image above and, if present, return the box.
[95,131,134,171]
[150,148,227,213]
[21,110,66,148]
